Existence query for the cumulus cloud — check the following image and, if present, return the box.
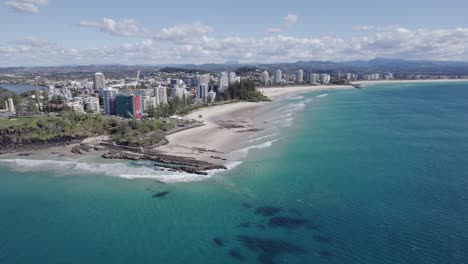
[77,18,143,37]
[267,14,299,33]
[2,26,468,66]
[5,0,48,14]
[153,22,214,43]
[283,14,298,27]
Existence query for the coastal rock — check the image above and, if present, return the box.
[102,151,226,175]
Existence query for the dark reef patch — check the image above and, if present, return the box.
[268,217,310,229]
[237,235,305,264]
[213,237,224,247]
[237,222,251,228]
[319,250,334,258]
[255,206,282,217]
[313,235,331,244]
[256,224,266,230]
[242,202,253,209]
[152,191,169,198]
[228,249,245,261]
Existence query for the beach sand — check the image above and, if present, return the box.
[259,85,353,100]
[155,85,355,165]
[155,102,269,164]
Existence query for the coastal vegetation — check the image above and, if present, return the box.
[218,80,270,102]
[0,111,181,152]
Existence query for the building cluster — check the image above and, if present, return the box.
[260,69,395,86]
[1,98,15,113]
[261,70,333,86]
[23,70,243,119]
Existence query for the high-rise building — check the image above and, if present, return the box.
[171,87,186,99]
[196,74,211,87]
[297,70,304,84]
[143,97,157,111]
[4,98,15,113]
[198,84,208,99]
[101,87,116,115]
[274,70,282,85]
[310,73,319,84]
[115,95,143,119]
[297,70,304,83]
[229,72,237,84]
[154,86,168,105]
[84,97,100,113]
[261,71,270,86]
[321,74,331,84]
[218,72,229,93]
[93,72,106,91]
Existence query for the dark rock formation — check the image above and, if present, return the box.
[102,151,227,175]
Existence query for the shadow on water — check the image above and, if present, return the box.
[255,206,282,217]
[237,235,305,264]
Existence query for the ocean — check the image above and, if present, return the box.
[1,82,468,264]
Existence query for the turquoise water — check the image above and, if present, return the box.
[1,82,468,263]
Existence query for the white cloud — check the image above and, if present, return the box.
[77,18,143,37]
[2,26,468,66]
[5,0,48,14]
[283,14,298,27]
[267,14,299,34]
[153,22,214,43]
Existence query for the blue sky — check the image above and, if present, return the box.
[1,0,468,66]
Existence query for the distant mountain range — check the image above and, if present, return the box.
[1,58,468,76]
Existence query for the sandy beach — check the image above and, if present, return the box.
[155,102,269,164]
[259,85,353,100]
[156,85,355,165]
[3,79,467,172]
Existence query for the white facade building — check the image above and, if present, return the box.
[310,73,319,84]
[84,97,100,113]
[261,71,270,86]
[274,70,282,85]
[218,72,229,93]
[94,72,106,91]
[297,70,304,83]
[229,72,238,84]
[4,98,15,113]
[171,87,186,99]
[155,86,168,105]
[321,74,331,84]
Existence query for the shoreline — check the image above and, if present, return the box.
[352,79,468,87]
[1,79,466,178]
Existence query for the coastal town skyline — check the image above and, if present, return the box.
[1,0,468,66]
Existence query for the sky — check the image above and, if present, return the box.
[1,0,468,66]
